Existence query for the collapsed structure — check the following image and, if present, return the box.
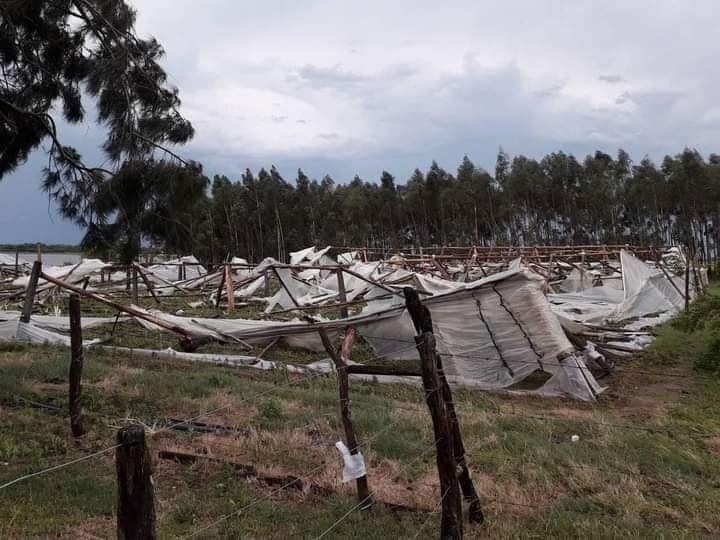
[0,244,705,401]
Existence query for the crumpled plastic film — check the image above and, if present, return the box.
[335,441,367,482]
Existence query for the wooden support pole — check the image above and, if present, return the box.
[116,424,156,540]
[68,294,85,437]
[20,261,42,323]
[434,352,484,524]
[133,263,160,305]
[403,287,463,539]
[215,268,226,309]
[132,265,139,304]
[225,263,235,312]
[39,272,206,351]
[319,327,372,507]
[336,269,349,318]
[14,249,19,277]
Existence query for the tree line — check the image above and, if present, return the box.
[105,147,720,264]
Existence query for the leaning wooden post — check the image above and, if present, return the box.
[319,327,372,507]
[133,263,160,305]
[336,269,349,318]
[68,294,85,437]
[116,424,156,540]
[20,261,42,323]
[434,352,484,523]
[215,267,226,309]
[404,287,463,539]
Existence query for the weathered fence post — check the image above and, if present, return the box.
[435,355,484,524]
[20,260,42,323]
[319,327,372,507]
[336,269,349,318]
[68,294,85,437]
[116,424,156,540]
[215,267,226,309]
[404,287,463,539]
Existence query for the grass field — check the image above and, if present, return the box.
[1,291,720,538]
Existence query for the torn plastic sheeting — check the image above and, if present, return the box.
[93,345,314,373]
[335,441,367,482]
[12,258,110,288]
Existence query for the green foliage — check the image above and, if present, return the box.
[0,0,194,253]
[696,335,720,374]
[672,289,720,332]
[647,285,720,375]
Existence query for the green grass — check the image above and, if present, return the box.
[1,293,720,537]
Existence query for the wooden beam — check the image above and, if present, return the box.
[319,327,372,507]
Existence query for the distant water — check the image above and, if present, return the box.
[0,252,82,266]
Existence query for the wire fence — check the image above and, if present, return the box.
[1,314,717,537]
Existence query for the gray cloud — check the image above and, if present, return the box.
[296,64,368,88]
[599,74,624,84]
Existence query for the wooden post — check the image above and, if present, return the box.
[319,327,372,507]
[116,424,156,540]
[225,263,235,312]
[68,294,85,437]
[336,269,349,318]
[132,265,139,304]
[14,249,19,277]
[435,353,484,524]
[264,271,271,297]
[133,263,160,305]
[404,287,463,539]
[20,261,42,323]
[215,268,226,309]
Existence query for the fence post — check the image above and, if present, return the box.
[20,260,42,323]
[116,424,156,540]
[319,327,372,507]
[336,269,349,318]
[404,287,463,539]
[68,294,85,437]
[132,265,139,304]
[435,354,484,523]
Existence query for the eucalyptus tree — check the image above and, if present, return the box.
[1,0,194,257]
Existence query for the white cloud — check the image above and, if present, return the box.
[104,1,720,169]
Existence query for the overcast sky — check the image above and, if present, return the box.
[2,0,720,243]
